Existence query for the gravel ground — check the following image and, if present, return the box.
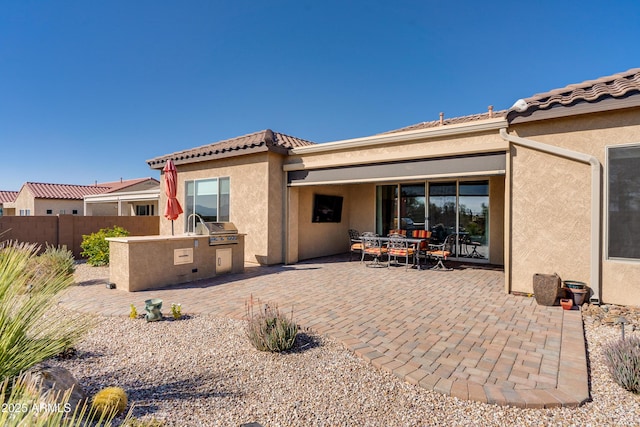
[47,264,640,426]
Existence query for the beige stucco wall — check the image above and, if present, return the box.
[108,234,244,291]
[509,108,640,306]
[286,129,508,172]
[294,184,376,261]
[14,188,35,215]
[34,199,84,215]
[158,151,287,265]
[489,175,505,265]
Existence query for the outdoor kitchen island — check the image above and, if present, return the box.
[107,229,245,292]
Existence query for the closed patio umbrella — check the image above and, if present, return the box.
[163,159,183,235]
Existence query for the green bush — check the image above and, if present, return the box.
[80,226,129,266]
[603,335,640,394]
[0,242,90,382]
[245,296,298,352]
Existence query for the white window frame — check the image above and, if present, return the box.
[184,176,230,232]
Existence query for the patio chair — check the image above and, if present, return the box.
[348,229,363,261]
[463,235,484,259]
[426,233,455,271]
[361,232,387,267]
[387,233,415,270]
[389,229,407,236]
[411,229,432,270]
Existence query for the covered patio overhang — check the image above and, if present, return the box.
[84,188,160,216]
[282,118,510,272]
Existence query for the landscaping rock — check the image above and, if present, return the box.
[26,364,87,412]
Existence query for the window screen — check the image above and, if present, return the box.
[608,144,640,259]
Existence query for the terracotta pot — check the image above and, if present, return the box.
[560,298,573,310]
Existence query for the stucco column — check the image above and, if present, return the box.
[285,186,299,264]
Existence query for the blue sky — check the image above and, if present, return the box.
[1,1,638,191]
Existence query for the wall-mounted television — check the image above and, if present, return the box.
[312,194,343,223]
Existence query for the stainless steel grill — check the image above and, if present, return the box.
[195,222,240,246]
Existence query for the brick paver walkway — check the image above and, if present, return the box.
[59,255,589,408]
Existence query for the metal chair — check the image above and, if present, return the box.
[348,229,362,261]
[412,229,432,270]
[426,233,455,271]
[361,232,387,267]
[464,235,484,259]
[387,233,414,270]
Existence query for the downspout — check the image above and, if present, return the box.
[499,129,602,304]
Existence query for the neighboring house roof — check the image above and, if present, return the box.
[508,68,640,122]
[20,178,159,200]
[0,191,18,204]
[97,177,160,193]
[23,182,111,200]
[147,129,316,168]
[382,108,507,134]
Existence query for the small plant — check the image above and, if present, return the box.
[170,303,182,320]
[129,304,138,319]
[245,295,298,352]
[0,371,129,426]
[80,226,130,266]
[91,386,128,418]
[603,335,640,394]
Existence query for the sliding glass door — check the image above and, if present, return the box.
[377,180,489,261]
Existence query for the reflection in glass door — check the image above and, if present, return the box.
[428,182,457,244]
[376,185,397,236]
[427,180,489,260]
[400,184,425,233]
[458,181,489,259]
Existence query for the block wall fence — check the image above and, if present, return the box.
[0,216,159,258]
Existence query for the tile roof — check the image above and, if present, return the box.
[96,177,160,193]
[147,129,316,168]
[24,182,111,200]
[0,191,18,204]
[382,109,507,134]
[510,68,640,116]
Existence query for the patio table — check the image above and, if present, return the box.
[360,235,428,269]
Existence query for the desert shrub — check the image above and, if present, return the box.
[603,335,640,394]
[27,245,75,290]
[0,370,128,426]
[80,226,129,266]
[245,296,298,352]
[91,386,128,418]
[0,242,91,382]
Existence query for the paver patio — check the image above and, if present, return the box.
[59,255,589,408]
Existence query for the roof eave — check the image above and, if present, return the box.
[290,117,508,155]
[148,144,279,169]
[508,94,640,124]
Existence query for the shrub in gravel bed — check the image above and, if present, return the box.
[80,226,129,266]
[245,296,298,352]
[603,335,640,393]
[28,245,75,286]
[0,242,90,382]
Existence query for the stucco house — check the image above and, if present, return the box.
[147,68,640,307]
[0,191,18,216]
[7,178,160,216]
